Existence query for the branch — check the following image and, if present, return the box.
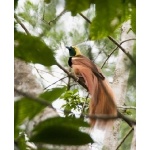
[48,9,67,25]
[117,105,136,110]
[79,13,91,24]
[108,36,136,65]
[14,87,54,109]
[117,111,135,127]
[56,62,88,90]
[42,9,67,25]
[101,38,136,69]
[14,14,30,35]
[101,45,118,69]
[34,65,50,86]
[44,76,68,90]
[116,127,134,150]
[14,88,136,127]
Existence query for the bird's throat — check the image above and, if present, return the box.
[68,57,72,67]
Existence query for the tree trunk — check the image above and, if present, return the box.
[103,20,135,150]
[14,58,43,96]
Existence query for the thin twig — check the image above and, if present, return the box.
[116,127,134,150]
[42,9,67,25]
[44,76,67,90]
[101,38,136,69]
[79,13,91,24]
[34,65,50,84]
[81,93,89,114]
[48,9,66,25]
[101,46,118,69]
[108,36,136,65]
[14,14,30,35]
[79,13,92,24]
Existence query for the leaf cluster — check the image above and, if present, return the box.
[65,0,136,39]
[61,89,89,115]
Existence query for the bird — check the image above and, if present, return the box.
[66,46,117,129]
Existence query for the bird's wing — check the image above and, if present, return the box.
[72,55,105,80]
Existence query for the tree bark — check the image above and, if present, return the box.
[103,20,135,150]
[14,58,43,96]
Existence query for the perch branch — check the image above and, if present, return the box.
[56,62,88,90]
[14,14,30,35]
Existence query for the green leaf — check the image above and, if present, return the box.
[14,31,56,66]
[14,0,18,9]
[30,117,92,145]
[90,0,130,39]
[131,6,136,33]
[44,0,51,4]
[14,97,45,138]
[16,133,27,150]
[40,87,66,102]
[65,0,91,16]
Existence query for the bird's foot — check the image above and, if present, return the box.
[75,77,79,82]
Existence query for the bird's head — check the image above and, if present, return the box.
[66,46,82,56]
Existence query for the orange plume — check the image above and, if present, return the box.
[67,46,117,129]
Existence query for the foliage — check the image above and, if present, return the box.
[14,31,56,66]
[14,0,136,149]
[65,0,136,39]
[30,117,92,145]
[61,89,90,116]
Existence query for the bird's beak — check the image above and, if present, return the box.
[66,46,70,49]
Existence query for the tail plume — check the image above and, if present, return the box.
[72,56,117,129]
[89,75,117,129]
[73,64,117,129]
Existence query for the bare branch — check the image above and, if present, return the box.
[44,76,68,90]
[79,13,91,24]
[14,87,54,109]
[101,46,118,69]
[42,9,67,25]
[14,14,30,35]
[101,38,136,69]
[48,9,67,25]
[116,128,134,150]
[33,65,50,86]
[108,36,136,65]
